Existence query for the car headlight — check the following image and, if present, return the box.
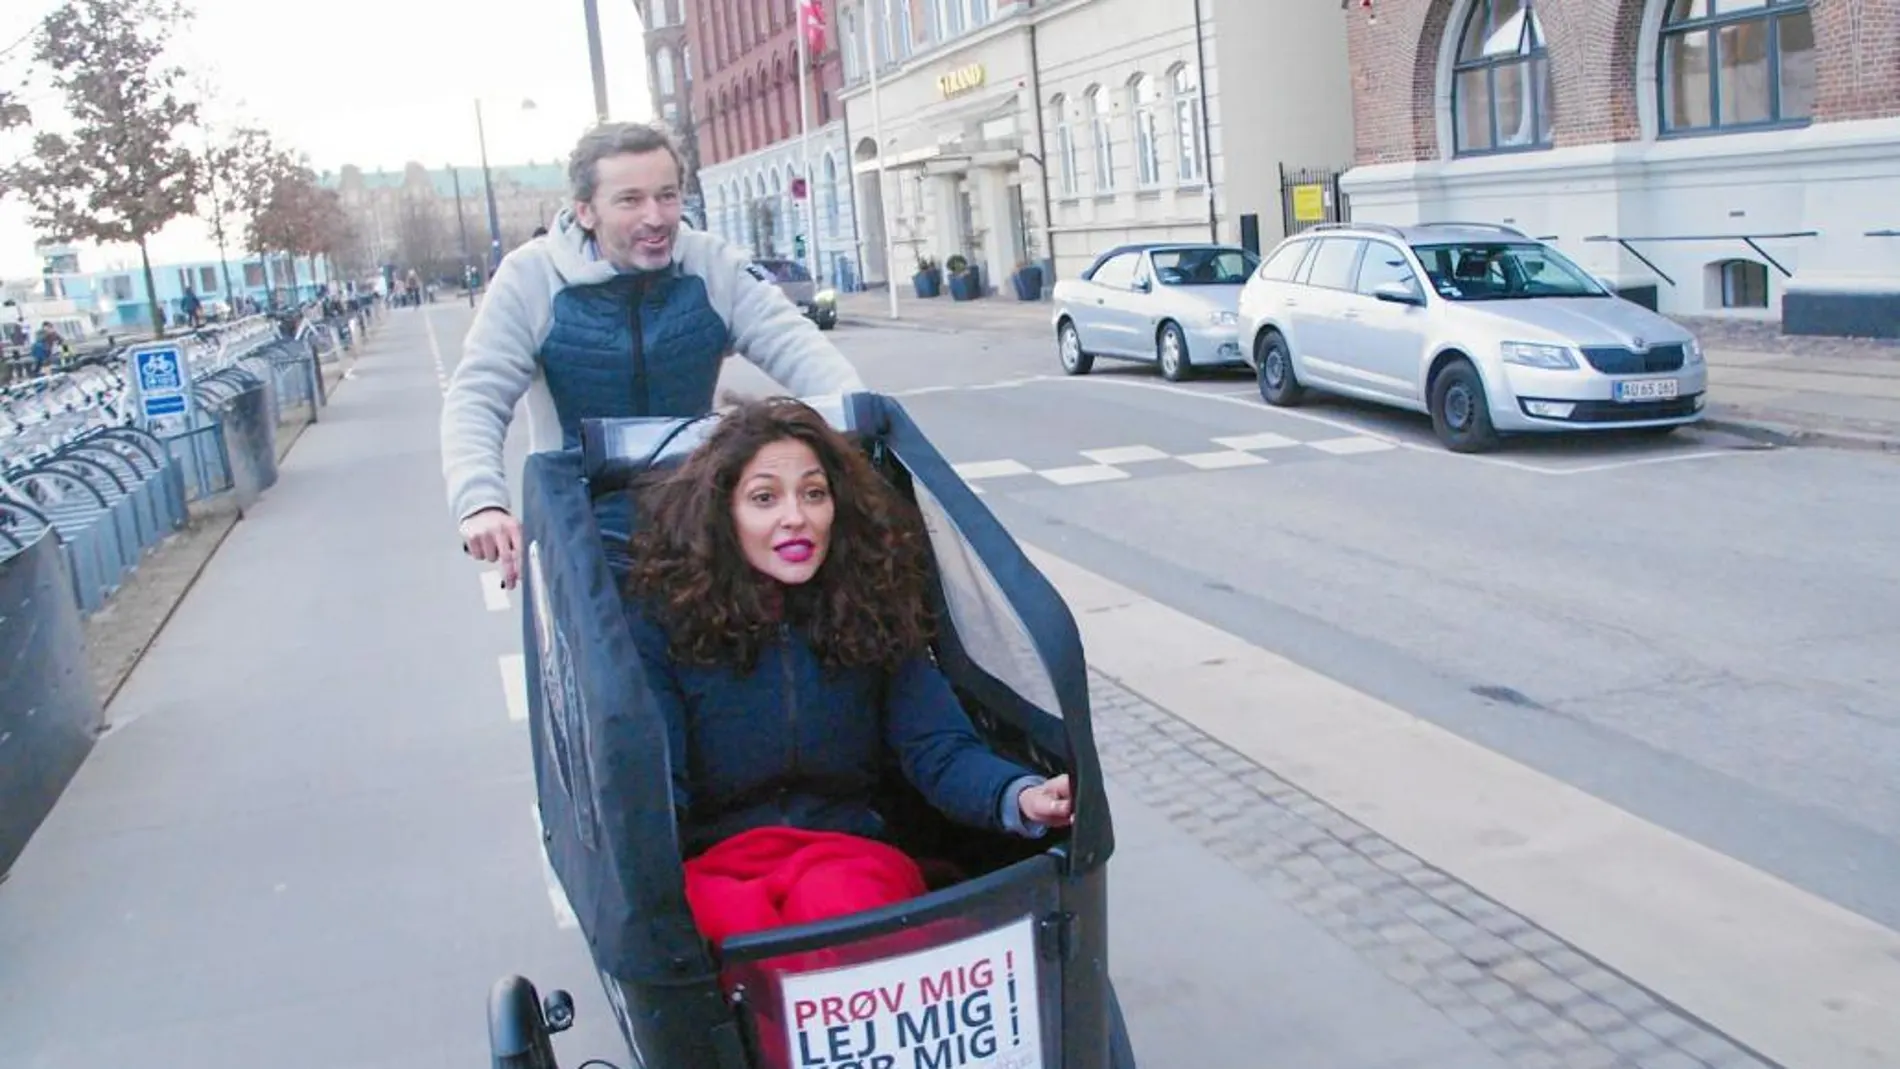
[1685,337,1704,365]
[814,288,838,305]
[1207,310,1238,327]
[1500,341,1579,370]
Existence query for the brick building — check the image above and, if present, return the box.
[639,0,704,220]
[689,0,857,283]
[1340,0,1900,331]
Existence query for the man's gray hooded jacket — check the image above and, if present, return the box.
[439,209,865,526]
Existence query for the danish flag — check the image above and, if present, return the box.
[798,0,828,56]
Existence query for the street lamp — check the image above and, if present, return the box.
[583,0,610,124]
[473,98,539,274]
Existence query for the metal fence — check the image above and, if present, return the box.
[1279,164,1352,237]
[0,303,373,617]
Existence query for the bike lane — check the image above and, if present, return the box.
[0,308,621,1068]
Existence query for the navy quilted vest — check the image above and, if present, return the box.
[539,268,730,448]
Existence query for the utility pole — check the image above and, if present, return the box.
[451,164,475,306]
[475,99,504,273]
[583,0,610,123]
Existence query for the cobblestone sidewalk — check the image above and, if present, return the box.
[1088,671,1781,1069]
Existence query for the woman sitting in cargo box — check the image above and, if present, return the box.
[621,396,1073,945]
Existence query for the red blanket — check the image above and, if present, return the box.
[683,827,928,947]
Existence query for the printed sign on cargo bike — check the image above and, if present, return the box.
[781,915,1044,1069]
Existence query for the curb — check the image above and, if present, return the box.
[1700,414,1900,455]
[838,311,1054,336]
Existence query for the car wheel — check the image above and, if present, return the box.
[1255,331,1304,407]
[1058,320,1094,376]
[1429,359,1502,453]
[1158,322,1192,382]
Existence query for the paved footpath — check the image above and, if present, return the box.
[0,305,1541,1069]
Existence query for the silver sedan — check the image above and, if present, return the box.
[1052,243,1260,381]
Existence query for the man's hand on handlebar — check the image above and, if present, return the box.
[461,507,523,589]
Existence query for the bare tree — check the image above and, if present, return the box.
[395,198,454,279]
[225,127,301,303]
[1,0,200,337]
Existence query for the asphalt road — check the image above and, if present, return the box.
[804,318,1900,932]
[0,306,1521,1069]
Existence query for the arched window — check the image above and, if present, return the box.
[1086,85,1114,193]
[1168,64,1203,184]
[1129,74,1161,187]
[1451,0,1550,154]
[1050,94,1078,196]
[822,154,841,237]
[1660,0,1814,134]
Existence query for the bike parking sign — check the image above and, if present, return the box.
[130,342,192,424]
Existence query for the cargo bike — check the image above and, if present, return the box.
[489,391,1137,1069]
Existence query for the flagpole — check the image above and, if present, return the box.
[864,0,899,320]
[797,3,818,286]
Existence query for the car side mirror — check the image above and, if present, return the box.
[1132,277,1151,293]
[1373,280,1424,306]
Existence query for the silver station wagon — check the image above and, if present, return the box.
[1236,222,1708,452]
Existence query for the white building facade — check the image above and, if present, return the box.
[699,121,864,289]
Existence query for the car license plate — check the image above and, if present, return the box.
[1614,378,1678,403]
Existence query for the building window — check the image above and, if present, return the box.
[657,47,677,97]
[908,0,932,50]
[843,8,861,81]
[1451,0,1551,154]
[970,0,990,25]
[1719,258,1769,307]
[1661,0,1814,134]
[1170,64,1203,184]
[823,154,841,237]
[1086,86,1114,193]
[1129,74,1161,187]
[1050,94,1078,196]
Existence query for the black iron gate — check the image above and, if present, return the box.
[1279,164,1351,236]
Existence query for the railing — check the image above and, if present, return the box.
[1,300,378,613]
[1,293,385,883]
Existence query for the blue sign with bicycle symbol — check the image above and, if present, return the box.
[130,343,192,421]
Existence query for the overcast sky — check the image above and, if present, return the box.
[0,0,655,279]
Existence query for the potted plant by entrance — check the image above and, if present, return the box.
[912,256,943,299]
[1009,261,1044,301]
[946,255,983,302]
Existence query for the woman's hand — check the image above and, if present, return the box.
[1018,775,1074,828]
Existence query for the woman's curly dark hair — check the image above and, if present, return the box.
[623,396,936,672]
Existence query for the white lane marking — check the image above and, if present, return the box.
[1213,431,1302,451]
[1308,436,1400,456]
[1081,445,1172,465]
[422,309,448,396]
[481,571,511,612]
[1038,464,1130,486]
[498,654,528,722]
[1034,375,1769,477]
[1177,450,1270,470]
[954,459,1035,480]
[1023,542,1900,1069]
[530,806,581,930]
